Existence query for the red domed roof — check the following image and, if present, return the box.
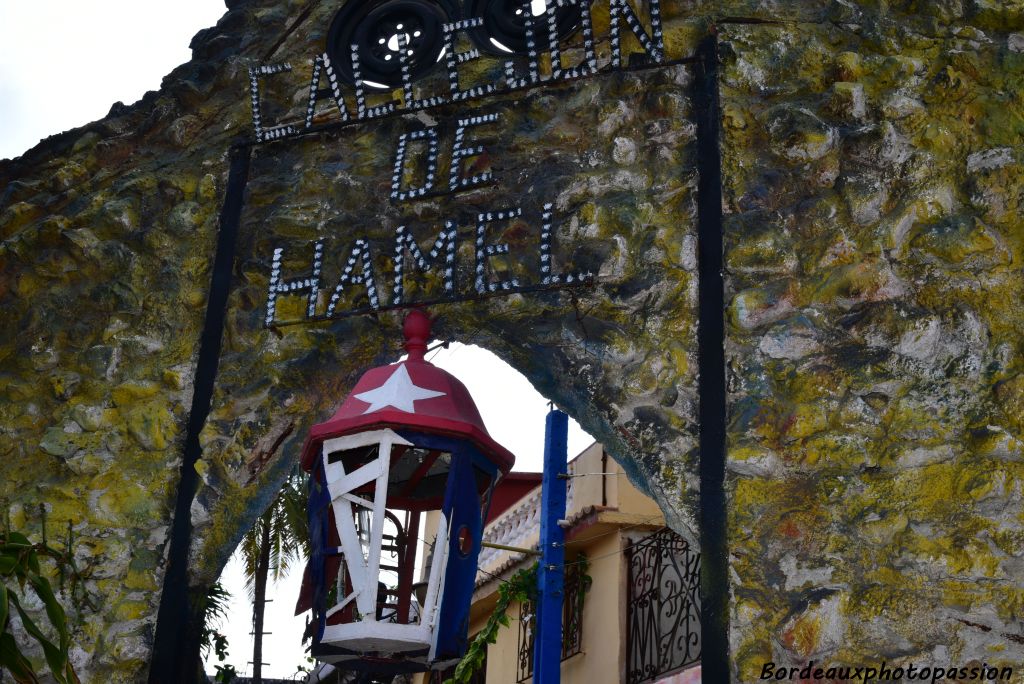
[299,311,515,473]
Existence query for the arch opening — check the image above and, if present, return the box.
[196,338,698,680]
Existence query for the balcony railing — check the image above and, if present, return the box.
[625,528,701,683]
[516,557,588,682]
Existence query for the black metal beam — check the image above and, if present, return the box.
[694,33,731,681]
[149,143,252,684]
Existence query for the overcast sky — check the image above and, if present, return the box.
[0,1,226,160]
[1,3,592,677]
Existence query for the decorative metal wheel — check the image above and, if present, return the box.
[327,0,458,89]
[463,0,586,55]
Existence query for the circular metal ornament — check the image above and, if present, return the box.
[464,0,586,55]
[327,0,458,89]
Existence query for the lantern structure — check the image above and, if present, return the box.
[297,310,514,675]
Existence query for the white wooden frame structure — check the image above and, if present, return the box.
[319,429,452,657]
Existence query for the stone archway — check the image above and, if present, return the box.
[177,1,709,652]
[2,0,1023,681]
[177,44,708,676]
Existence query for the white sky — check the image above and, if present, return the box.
[0,1,226,160]
[0,4,592,676]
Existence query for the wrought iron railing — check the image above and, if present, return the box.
[562,560,586,659]
[516,559,587,681]
[625,528,701,683]
[517,598,535,682]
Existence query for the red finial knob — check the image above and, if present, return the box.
[403,310,431,362]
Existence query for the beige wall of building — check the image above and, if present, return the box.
[421,442,683,683]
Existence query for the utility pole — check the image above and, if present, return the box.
[251,520,271,684]
[533,408,568,683]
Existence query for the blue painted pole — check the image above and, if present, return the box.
[533,408,568,684]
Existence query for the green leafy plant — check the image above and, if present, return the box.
[198,581,235,681]
[0,531,80,684]
[443,563,538,684]
[198,581,231,658]
[443,555,593,684]
[213,663,238,683]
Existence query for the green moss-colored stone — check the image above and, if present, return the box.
[1,1,1023,680]
[124,399,176,451]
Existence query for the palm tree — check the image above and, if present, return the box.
[198,582,237,682]
[240,471,309,684]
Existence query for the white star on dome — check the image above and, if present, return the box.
[354,364,446,414]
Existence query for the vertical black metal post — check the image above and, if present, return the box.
[149,143,252,684]
[694,33,730,682]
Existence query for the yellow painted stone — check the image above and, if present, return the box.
[110,382,160,408]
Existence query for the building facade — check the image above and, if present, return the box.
[422,443,701,683]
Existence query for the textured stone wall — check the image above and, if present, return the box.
[0,55,232,682]
[719,6,1024,680]
[0,0,1021,680]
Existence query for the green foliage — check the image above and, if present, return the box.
[198,581,232,662]
[240,471,309,600]
[443,564,538,684]
[0,531,81,684]
[198,581,236,681]
[209,632,229,662]
[442,555,593,684]
[213,663,238,683]
[238,470,310,679]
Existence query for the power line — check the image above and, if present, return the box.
[425,339,452,362]
[559,471,628,478]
